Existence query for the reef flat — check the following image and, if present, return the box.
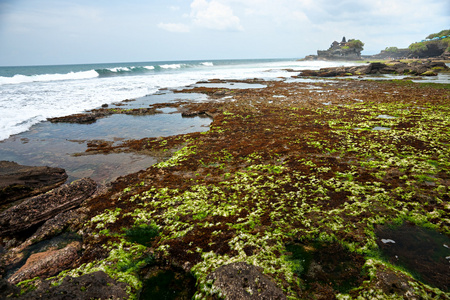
[2,78,449,299]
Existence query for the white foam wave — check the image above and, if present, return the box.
[0,70,99,86]
[108,67,131,72]
[160,64,183,69]
[200,62,214,67]
[0,59,360,141]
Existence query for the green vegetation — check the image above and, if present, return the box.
[426,29,450,39]
[385,46,399,53]
[409,29,450,54]
[347,39,364,51]
[18,79,450,299]
[125,224,159,246]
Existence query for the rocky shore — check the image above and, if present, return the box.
[1,75,449,299]
[296,60,449,77]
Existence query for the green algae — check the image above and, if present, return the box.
[42,79,450,299]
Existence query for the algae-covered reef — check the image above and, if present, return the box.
[13,79,450,299]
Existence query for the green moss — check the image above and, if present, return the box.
[125,224,159,246]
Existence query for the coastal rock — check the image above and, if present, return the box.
[0,277,20,298]
[8,241,81,284]
[0,161,67,205]
[17,271,129,300]
[48,112,111,124]
[206,262,286,299]
[48,107,162,124]
[17,209,87,252]
[0,178,96,236]
[297,61,449,77]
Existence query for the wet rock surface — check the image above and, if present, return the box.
[0,161,67,206]
[0,78,449,299]
[0,178,96,236]
[48,107,162,124]
[206,262,286,299]
[376,223,450,291]
[16,271,129,299]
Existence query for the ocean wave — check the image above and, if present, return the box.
[95,66,157,77]
[200,62,214,67]
[0,70,99,85]
[159,64,185,69]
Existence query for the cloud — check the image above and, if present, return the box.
[190,0,243,31]
[158,22,190,33]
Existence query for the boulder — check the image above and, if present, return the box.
[17,271,129,299]
[206,262,286,299]
[0,178,96,236]
[8,241,81,284]
[0,161,67,205]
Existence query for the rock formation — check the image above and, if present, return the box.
[206,262,286,299]
[0,161,67,206]
[0,178,96,236]
[305,37,364,60]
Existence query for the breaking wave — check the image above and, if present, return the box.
[0,70,99,85]
[0,61,219,85]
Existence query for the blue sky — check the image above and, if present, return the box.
[0,0,449,66]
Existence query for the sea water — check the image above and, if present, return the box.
[0,59,362,183]
[0,59,357,141]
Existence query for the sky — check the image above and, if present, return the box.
[0,0,449,66]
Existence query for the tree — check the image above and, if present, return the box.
[385,47,399,53]
[347,40,364,51]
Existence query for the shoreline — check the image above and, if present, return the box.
[1,74,449,299]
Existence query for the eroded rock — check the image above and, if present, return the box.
[0,161,67,205]
[0,178,96,236]
[206,262,286,299]
[8,241,81,284]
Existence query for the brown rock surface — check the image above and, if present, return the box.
[8,241,81,284]
[17,271,129,299]
[206,262,286,299]
[0,161,67,205]
[0,178,96,236]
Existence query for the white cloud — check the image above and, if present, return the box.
[158,22,190,33]
[190,0,243,31]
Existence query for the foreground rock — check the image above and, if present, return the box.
[0,178,96,236]
[8,241,81,284]
[0,161,67,206]
[297,60,449,77]
[16,271,129,299]
[206,262,286,299]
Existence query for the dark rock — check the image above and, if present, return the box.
[19,209,87,251]
[8,241,81,284]
[206,262,286,299]
[0,178,96,236]
[375,269,416,298]
[297,61,449,78]
[0,161,67,205]
[101,103,109,108]
[17,271,129,299]
[182,110,206,117]
[48,112,110,124]
[0,277,20,298]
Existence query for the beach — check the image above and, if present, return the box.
[1,61,450,299]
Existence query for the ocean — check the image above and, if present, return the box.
[0,58,357,141]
